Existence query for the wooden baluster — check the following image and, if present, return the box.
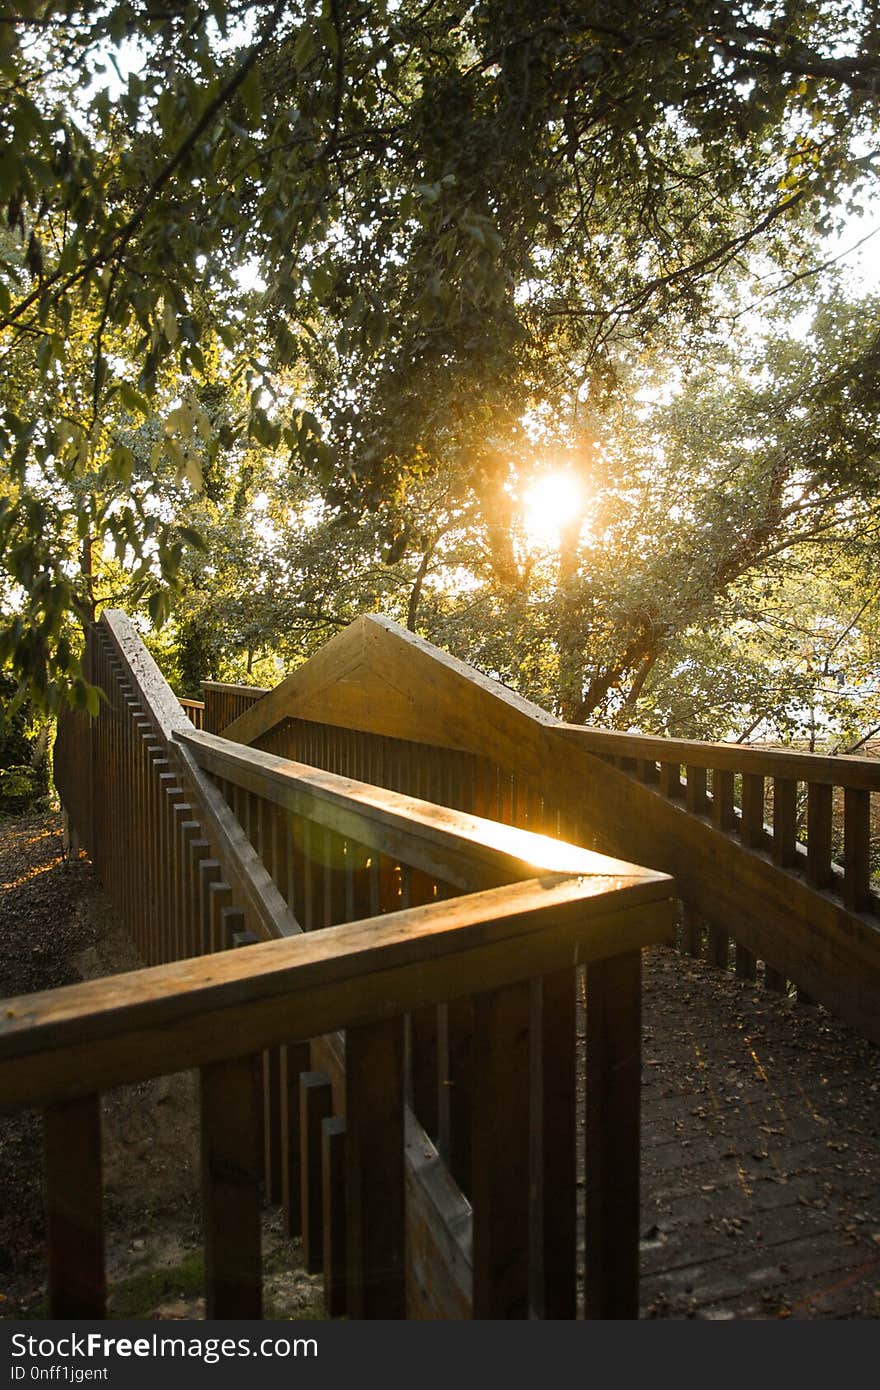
[300,1071,333,1273]
[346,1018,406,1319]
[637,758,660,784]
[711,768,737,831]
[173,804,196,958]
[472,981,531,1319]
[707,921,729,969]
[45,1095,105,1317]
[281,1041,311,1238]
[437,998,473,1198]
[533,969,576,1319]
[685,764,708,816]
[407,867,440,1141]
[264,1046,283,1205]
[187,836,211,957]
[740,773,765,849]
[659,762,683,799]
[322,1117,348,1317]
[772,776,799,868]
[197,858,222,953]
[680,903,702,958]
[807,781,834,889]
[156,770,179,961]
[208,879,233,953]
[584,951,641,1320]
[844,787,871,913]
[201,1054,263,1318]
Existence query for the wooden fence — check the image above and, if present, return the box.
[30,611,677,1320]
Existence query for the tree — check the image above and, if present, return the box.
[2,1,879,712]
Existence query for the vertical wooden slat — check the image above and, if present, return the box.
[735,942,758,980]
[680,903,701,958]
[201,1054,263,1318]
[706,923,729,969]
[584,951,641,1320]
[263,1045,283,1205]
[740,773,765,849]
[535,968,576,1320]
[844,787,871,912]
[764,963,787,993]
[300,1071,333,1273]
[280,1040,311,1239]
[772,776,799,868]
[471,980,531,1320]
[807,781,834,889]
[685,764,708,816]
[45,1095,105,1318]
[711,769,736,832]
[659,762,683,799]
[346,1018,406,1319]
[322,1117,348,1317]
[437,998,473,1196]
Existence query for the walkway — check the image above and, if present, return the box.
[639,947,880,1318]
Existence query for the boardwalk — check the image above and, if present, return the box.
[638,947,880,1319]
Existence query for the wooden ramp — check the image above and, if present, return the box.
[638,948,880,1319]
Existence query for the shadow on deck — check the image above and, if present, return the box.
[638,947,879,1319]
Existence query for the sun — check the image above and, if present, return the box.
[521,470,587,550]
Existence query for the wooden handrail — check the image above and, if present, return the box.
[561,724,880,790]
[201,681,270,697]
[177,727,659,894]
[0,874,674,1110]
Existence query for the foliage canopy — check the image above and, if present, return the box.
[1,1,879,739]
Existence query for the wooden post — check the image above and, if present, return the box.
[346,1018,406,1319]
[807,781,834,889]
[322,1117,348,1317]
[659,762,683,799]
[201,1053,263,1318]
[680,902,702,958]
[280,1041,311,1238]
[772,776,799,868]
[584,951,641,1320]
[685,764,708,815]
[711,768,737,832]
[472,980,531,1319]
[437,998,473,1196]
[300,1071,333,1273]
[45,1095,105,1317]
[263,1045,283,1205]
[534,969,576,1320]
[844,787,871,913]
[739,772,765,849]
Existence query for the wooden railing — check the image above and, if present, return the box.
[179,696,205,729]
[202,680,268,734]
[42,611,677,1321]
[216,614,880,1045]
[0,870,672,1320]
[561,724,877,963]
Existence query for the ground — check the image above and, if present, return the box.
[0,811,878,1319]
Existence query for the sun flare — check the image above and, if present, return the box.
[521,470,587,549]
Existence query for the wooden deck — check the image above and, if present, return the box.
[636,947,880,1319]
